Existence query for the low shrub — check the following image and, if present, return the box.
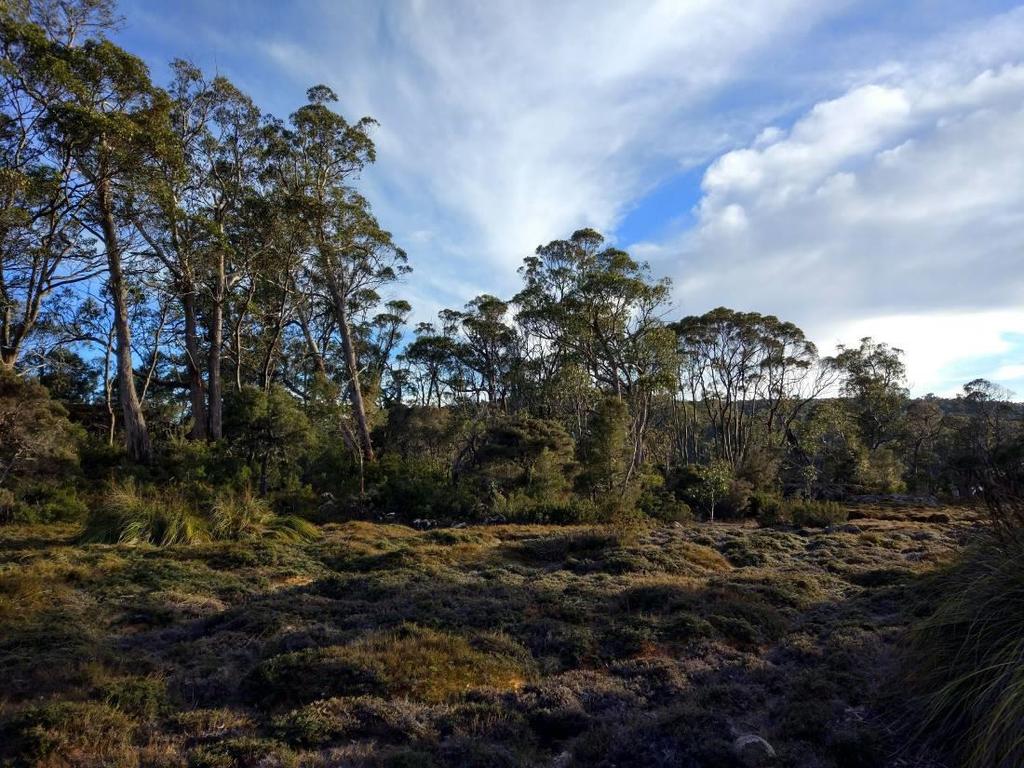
[272,696,436,747]
[758,498,847,528]
[907,538,1024,768]
[788,499,847,527]
[1,483,89,524]
[97,675,170,721]
[747,491,782,522]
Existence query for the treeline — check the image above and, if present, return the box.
[2,0,1022,527]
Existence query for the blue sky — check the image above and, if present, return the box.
[113,0,1024,397]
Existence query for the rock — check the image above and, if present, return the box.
[840,523,862,534]
[733,734,776,767]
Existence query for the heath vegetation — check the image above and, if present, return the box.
[1,2,1022,766]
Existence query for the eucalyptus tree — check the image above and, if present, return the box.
[0,1,107,369]
[26,18,171,461]
[672,308,830,469]
[831,337,909,450]
[444,294,518,408]
[195,74,264,439]
[356,298,411,407]
[402,321,459,408]
[131,60,214,437]
[515,228,676,475]
[276,86,408,463]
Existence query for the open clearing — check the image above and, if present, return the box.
[0,506,979,768]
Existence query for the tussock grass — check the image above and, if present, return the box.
[211,486,319,543]
[80,480,208,547]
[908,537,1024,768]
[79,481,317,547]
[1,700,137,766]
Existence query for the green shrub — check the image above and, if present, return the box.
[0,370,81,492]
[80,479,209,546]
[758,498,847,528]
[639,489,693,524]
[788,499,847,527]
[272,696,435,747]
[748,491,782,521]
[907,538,1024,768]
[2,483,89,524]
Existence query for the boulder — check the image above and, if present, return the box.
[733,734,776,767]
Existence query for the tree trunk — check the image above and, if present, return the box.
[181,288,207,439]
[207,250,224,440]
[98,174,151,463]
[329,284,374,463]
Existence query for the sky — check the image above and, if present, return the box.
[113,0,1024,397]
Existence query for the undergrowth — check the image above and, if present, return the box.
[907,536,1024,768]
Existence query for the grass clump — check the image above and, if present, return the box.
[250,625,535,706]
[272,696,436,747]
[907,537,1024,768]
[80,480,208,546]
[210,486,318,543]
[1,700,137,766]
[80,481,318,547]
[96,675,170,721]
[187,737,298,768]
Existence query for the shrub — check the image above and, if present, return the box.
[97,675,170,721]
[1,483,89,524]
[907,538,1024,768]
[272,696,435,747]
[674,461,733,522]
[639,488,693,524]
[748,491,782,523]
[757,498,847,528]
[787,499,847,527]
[0,370,81,493]
[223,386,315,494]
[80,479,209,546]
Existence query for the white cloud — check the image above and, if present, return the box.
[824,311,1024,397]
[651,9,1024,395]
